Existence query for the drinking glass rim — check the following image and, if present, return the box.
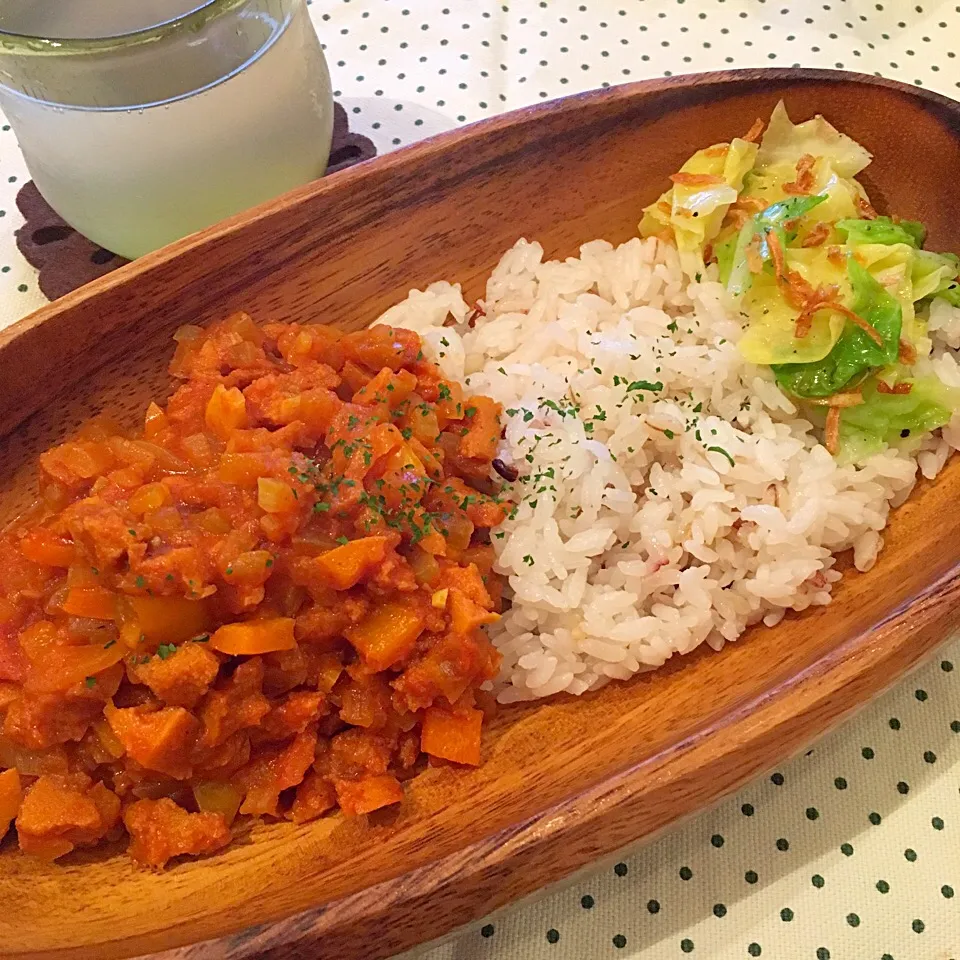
[0,0,249,53]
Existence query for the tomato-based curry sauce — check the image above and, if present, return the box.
[0,314,508,867]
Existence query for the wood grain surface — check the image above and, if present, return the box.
[1,69,959,960]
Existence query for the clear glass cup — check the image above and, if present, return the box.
[0,0,334,259]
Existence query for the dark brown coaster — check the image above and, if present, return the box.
[15,101,376,301]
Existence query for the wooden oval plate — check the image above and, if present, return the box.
[2,69,960,960]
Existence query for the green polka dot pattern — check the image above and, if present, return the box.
[0,4,957,959]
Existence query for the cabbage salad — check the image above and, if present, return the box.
[640,102,960,460]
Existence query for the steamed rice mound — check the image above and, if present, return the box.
[382,235,960,702]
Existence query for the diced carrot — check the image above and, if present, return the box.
[105,704,199,780]
[0,768,22,839]
[19,834,74,861]
[299,388,342,433]
[440,563,493,610]
[334,774,404,816]
[340,360,373,394]
[61,586,117,620]
[236,728,317,817]
[421,705,483,766]
[365,422,406,466]
[417,527,447,556]
[341,325,421,372]
[458,395,502,461]
[314,536,390,590]
[24,641,125,694]
[124,595,211,646]
[408,438,443,481]
[209,618,297,656]
[19,529,76,567]
[345,600,425,671]
[449,589,500,636]
[291,771,337,823]
[124,797,231,868]
[353,367,418,409]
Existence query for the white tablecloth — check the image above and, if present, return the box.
[0,2,958,957]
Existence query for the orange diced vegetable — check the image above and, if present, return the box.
[0,768,22,839]
[24,640,126,694]
[124,797,231,868]
[341,325,420,372]
[92,719,125,759]
[458,396,501,460]
[236,728,317,817]
[209,618,296,656]
[40,441,114,484]
[257,478,297,514]
[143,401,168,440]
[218,452,270,486]
[127,482,172,515]
[222,549,274,587]
[123,595,211,646]
[449,589,500,636]
[0,312,505,866]
[299,388,341,433]
[61,586,117,620]
[314,536,390,590]
[345,600,425,671]
[291,772,337,823]
[421,705,483,766]
[20,834,75,861]
[15,774,115,860]
[340,360,373,393]
[334,774,404,816]
[417,527,448,557]
[19,529,76,567]
[205,384,248,440]
[353,367,418,408]
[105,704,199,780]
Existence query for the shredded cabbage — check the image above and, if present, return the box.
[725,194,828,297]
[639,138,758,263]
[839,375,960,457]
[642,103,960,462]
[755,101,873,178]
[836,216,925,248]
[772,258,902,397]
[914,249,960,302]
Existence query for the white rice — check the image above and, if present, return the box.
[379,235,960,703]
